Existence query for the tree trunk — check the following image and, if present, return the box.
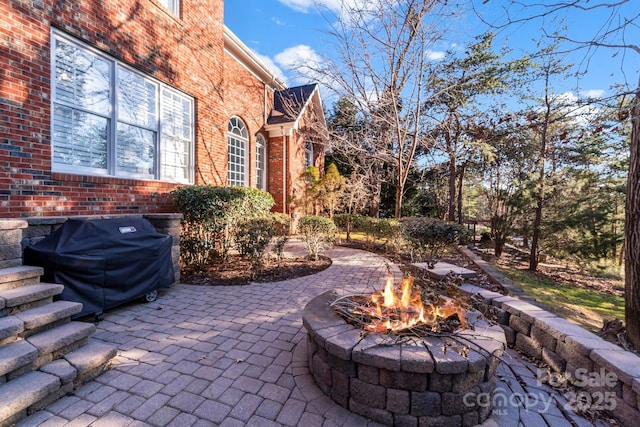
[457,163,466,224]
[625,80,640,349]
[448,154,457,222]
[529,201,543,271]
[395,177,403,219]
[369,181,381,218]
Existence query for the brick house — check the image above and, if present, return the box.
[0,0,327,219]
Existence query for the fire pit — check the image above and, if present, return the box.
[302,277,506,426]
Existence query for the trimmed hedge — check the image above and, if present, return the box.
[171,185,275,268]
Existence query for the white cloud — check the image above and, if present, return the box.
[581,89,606,99]
[271,17,286,26]
[277,0,316,13]
[554,91,601,126]
[253,52,288,84]
[274,44,332,87]
[425,50,446,61]
[275,44,322,71]
[278,0,380,16]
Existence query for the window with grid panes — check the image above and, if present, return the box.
[51,30,194,183]
[228,117,248,186]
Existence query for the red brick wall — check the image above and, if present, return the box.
[268,135,287,213]
[221,49,273,188]
[1,0,324,219]
[0,0,227,217]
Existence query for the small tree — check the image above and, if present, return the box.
[297,215,337,260]
[301,165,321,215]
[318,163,345,218]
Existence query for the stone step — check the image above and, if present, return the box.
[0,340,38,378]
[0,266,44,293]
[0,283,64,317]
[0,370,60,427]
[412,261,478,280]
[25,321,96,369]
[63,340,117,387]
[14,300,83,337]
[0,316,24,344]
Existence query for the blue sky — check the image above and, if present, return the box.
[224,0,640,107]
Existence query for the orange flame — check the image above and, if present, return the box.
[364,274,466,333]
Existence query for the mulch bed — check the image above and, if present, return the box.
[180,254,332,286]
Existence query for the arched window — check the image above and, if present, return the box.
[256,134,266,190]
[228,117,248,186]
[305,141,313,167]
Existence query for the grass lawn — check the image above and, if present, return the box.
[494,264,624,333]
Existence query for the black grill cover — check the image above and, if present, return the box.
[24,218,174,318]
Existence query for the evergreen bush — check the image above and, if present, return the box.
[171,185,274,269]
[401,217,465,265]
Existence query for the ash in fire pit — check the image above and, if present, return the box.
[302,286,506,426]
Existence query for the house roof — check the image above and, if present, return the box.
[268,84,320,125]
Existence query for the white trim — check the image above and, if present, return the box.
[223,26,286,91]
[256,134,266,190]
[264,85,327,137]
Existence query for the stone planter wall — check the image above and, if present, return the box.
[461,283,640,427]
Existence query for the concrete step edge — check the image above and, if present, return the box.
[0,370,59,426]
[0,284,64,309]
[14,301,83,331]
[64,340,116,385]
[25,321,96,358]
[0,266,45,293]
[0,315,24,341]
[0,340,38,377]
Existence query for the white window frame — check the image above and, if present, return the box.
[157,0,180,16]
[228,116,249,186]
[256,134,266,190]
[51,30,194,184]
[305,141,314,167]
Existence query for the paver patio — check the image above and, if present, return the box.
[17,242,611,426]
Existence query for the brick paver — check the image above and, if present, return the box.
[18,242,609,426]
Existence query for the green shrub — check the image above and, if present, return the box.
[235,217,277,272]
[270,213,291,263]
[333,213,361,240]
[348,216,400,249]
[171,185,274,268]
[401,217,465,264]
[298,215,337,260]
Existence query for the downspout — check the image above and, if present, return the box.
[281,126,287,214]
[264,83,268,124]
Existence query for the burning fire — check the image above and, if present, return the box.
[361,275,467,334]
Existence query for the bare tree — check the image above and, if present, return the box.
[310,0,461,218]
[475,0,640,348]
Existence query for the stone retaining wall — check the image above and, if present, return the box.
[0,214,182,281]
[461,283,640,427]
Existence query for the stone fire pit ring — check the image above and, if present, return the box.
[302,290,507,426]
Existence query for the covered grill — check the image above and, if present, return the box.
[24,217,174,319]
